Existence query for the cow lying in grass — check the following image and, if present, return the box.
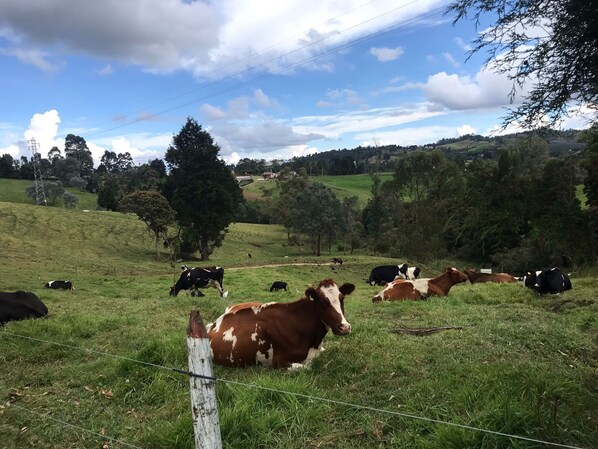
[0,291,48,325]
[372,267,468,302]
[463,268,517,284]
[207,279,355,369]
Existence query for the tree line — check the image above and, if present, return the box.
[244,130,598,272]
[1,118,597,270]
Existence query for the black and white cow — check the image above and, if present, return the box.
[44,280,74,290]
[0,291,48,325]
[523,267,572,294]
[270,281,288,292]
[170,266,228,298]
[366,263,421,286]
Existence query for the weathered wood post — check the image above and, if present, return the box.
[187,310,222,449]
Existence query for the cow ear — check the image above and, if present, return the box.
[305,287,320,301]
[339,283,355,296]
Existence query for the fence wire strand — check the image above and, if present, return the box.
[1,330,587,449]
[5,403,144,449]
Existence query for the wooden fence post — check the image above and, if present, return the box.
[187,310,222,449]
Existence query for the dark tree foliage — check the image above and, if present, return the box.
[64,134,94,180]
[118,190,176,259]
[235,158,267,175]
[0,154,15,178]
[164,117,243,261]
[25,181,64,206]
[62,192,79,209]
[581,126,598,260]
[271,167,309,239]
[448,0,598,128]
[97,174,124,211]
[289,182,342,256]
[99,150,134,173]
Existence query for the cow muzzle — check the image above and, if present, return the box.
[335,323,351,335]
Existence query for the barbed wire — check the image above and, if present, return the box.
[0,330,588,449]
[5,403,144,449]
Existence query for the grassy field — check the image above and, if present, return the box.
[0,198,596,449]
[0,178,100,210]
[241,173,394,206]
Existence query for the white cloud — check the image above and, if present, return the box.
[442,52,459,68]
[0,144,21,158]
[457,124,477,136]
[454,37,472,52]
[0,0,446,77]
[24,110,63,156]
[369,46,404,62]
[95,64,113,76]
[423,68,519,110]
[0,47,61,72]
[355,124,479,146]
[201,104,228,121]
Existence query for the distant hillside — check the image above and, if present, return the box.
[278,129,587,175]
[0,178,99,210]
[240,173,394,206]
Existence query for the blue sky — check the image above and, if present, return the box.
[0,0,592,167]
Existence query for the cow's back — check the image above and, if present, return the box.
[209,306,274,367]
[0,291,48,325]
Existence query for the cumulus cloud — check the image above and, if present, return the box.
[24,110,63,156]
[423,68,521,110]
[355,124,479,146]
[369,46,404,62]
[457,124,477,136]
[0,47,61,72]
[0,0,445,77]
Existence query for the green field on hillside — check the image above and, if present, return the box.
[242,173,393,205]
[0,178,99,210]
[0,199,596,449]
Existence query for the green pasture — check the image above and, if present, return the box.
[0,199,597,449]
[241,173,394,206]
[0,178,99,210]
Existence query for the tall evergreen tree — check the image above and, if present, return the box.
[164,117,243,261]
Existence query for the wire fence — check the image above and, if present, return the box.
[0,330,588,449]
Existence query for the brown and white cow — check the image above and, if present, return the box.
[372,267,468,302]
[463,268,517,284]
[207,279,355,370]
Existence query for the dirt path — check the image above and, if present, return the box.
[227,262,325,270]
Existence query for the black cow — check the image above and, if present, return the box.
[0,291,48,325]
[170,266,228,298]
[44,280,73,290]
[332,258,343,266]
[524,267,572,295]
[366,263,420,285]
[270,281,288,292]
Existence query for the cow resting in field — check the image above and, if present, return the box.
[366,263,421,285]
[372,267,468,302]
[523,267,572,294]
[44,280,74,290]
[170,266,228,298]
[463,268,517,284]
[0,291,48,325]
[207,279,355,370]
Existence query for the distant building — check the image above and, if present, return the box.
[262,172,277,180]
[235,175,252,183]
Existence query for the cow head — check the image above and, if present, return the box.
[445,267,468,285]
[169,285,178,297]
[306,279,355,335]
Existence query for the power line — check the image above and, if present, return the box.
[88,0,391,130]
[1,330,588,449]
[6,403,144,449]
[87,3,442,138]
